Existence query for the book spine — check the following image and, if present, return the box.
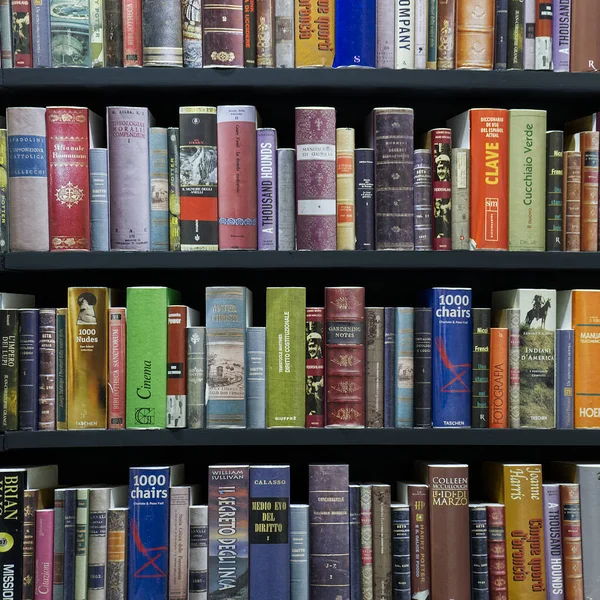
[167,306,188,429]
[182,0,202,65]
[167,128,180,251]
[563,151,581,251]
[249,466,290,599]
[469,505,489,600]
[276,148,296,251]
[395,307,414,428]
[246,327,266,429]
[336,127,356,250]
[355,148,375,251]
[372,485,392,600]
[551,0,569,71]
[436,0,456,68]
[142,0,182,65]
[560,483,583,600]
[108,308,126,430]
[394,0,414,68]
[534,0,551,68]
[375,0,393,66]
[430,128,452,250]
[257,128,277,250]
[54,489,65,600]
[64,489,76,600]
[507,308,520,429]
[205,286,249,428]
[12,0,33,66]
[32,0,51,67]
[38,308,56,431]
[243,0,256,67]
[524,0,535,68]
[88,489,109,600]
[366,307,384,428]
[391,505,410,600]
[383,307,395,428]
[414,0,426,68]
[309,465,349,600]
[50,0,91,65]
[349,486,362,600]
[413,149,432,251]
[35,510,54,600]
[188,505,208,600]
[451,147,469,250]
[406,486,430,598]
[360,486,374,600]
[90,0,104,66]
[275,0,293,67]
[107,509,127,600]
[266,287,306,427]
[7,107,49,251]
[90,148,110,252]
[104,0,124,66]
[23,489,38,600]
[556,329,574,429]
[0,0,13,67]
[187,326,206,429]
[295,107,337,250]
[0,309,19,430]
[203,0,244,67]
[217,105,258,249]
[487,504,508,600]
[19,309,39,431]
[507,0,524,69]
[333,0,376,67]
[373,108,415,250]
[107,107,150,250]
[575,467,600,597]
[413,307,432,428]
[290,505,309,600]
[306,307,325,428]
[494,0,508,68]
[471,308,491,429]
[580,132,599,251]
[426,0,437,67]
[0,471,24,599]
[168,487,190,600]
[0,130,8,253]
[546,131,564,250]
[56,308,67,430]
[149,127,169,251]
[75,489,90,600]
[256,0,275,66]
[456,0,494,68]
[489,328,508,428]
[122,0,142,65]
[294,0,334,66]
[208,466,249,599]
[178,107,218,251]
[543,485,564,600]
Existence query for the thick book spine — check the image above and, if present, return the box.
[451,147,469,250]
[275,0,293,66]
[372,108,414,250]
[543,484,564,600]
[217,105,258,249]
[205,286,249,428]
[360,486,374,600]
[469,505,489,600]
[309,465,349,600]
[56,308,67,430]
[256,0,275,66]
[246,327,266,429]
[580,132,599,251]
[64,489,76,600]
[12,0,33,66]
[394,0,414,69]
[546,131,564,251]
[535,0,551,68]
[88,489,109,600]
[507,0,524,69]
[524,0,535,68]
[413,307,432,428]
[486,504,507,600]
[23,489,39,600]
[35,510,54,600]
[142,0,182,65]
[336,127,356,250]
[552,0,569,71]
[0,309,19,430]
[149,128,169,251]
[203,0,244,67]
[1,471,25,600]
[32,0,51,67]
[122,0,142,65]
[395,307,414,428]
[436,0,456,68]
[372,485,392,600]
[391,505,410,600]
[295,107,337,250]
[377,0,394,66]
[7,107,49,251]
[54,489,65,600]
[168,128,181,250]
[560,483,583,600]
[168,487,190,600]
[90,0,104,66]
[107,508,127,600]
[89,148,110,252]
[413,149,432,251]
[187,326,206,429]
[383,307,395,428]
[108,308,126,430]
[489,328,508,428]
[0,0,13,67]
[266,287,306,427]
[188,505,208,600]
[290,505,309,600]
[507,308,520,428]
[182,0,202,65]
[249,466,290,599]
[50,0,91,65]
[104,0,124,66]
[0,130,8,253]
[456,0,494,68]
[19,309,39,431]
[355,148,375,251]
[430,128,452,249]
[38,308,56,431]
[494,0,508,68]
[366,307,384,428]
[276,148,296,250]
[349,486,362,600]
[556,329,574,429]
[257,128,277,250]
[107,107,151,251]
[333,0,376,67]
[471,308,490,429]
[563,151,581,251]
[167,306,189,428]
[294,0,334,66]
[243,0,257,67]
[306,307,325,428]
[75,489,90,600]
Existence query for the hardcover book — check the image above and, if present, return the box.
[122,0,141,65]
[414,149,433,251]
[104,0,123,66]
[169,486,194,600]
[32,0,51,67]
[415,0,427,68]
[89,148,109,251]
[276,148,296,251]
[451,147,469,250]
[0,129,7,253]
[542,484,563,600]
[306,307,325,428]
[426,0,437,68]
[332,0,376,67]
[507,0,524,68]
[90,0,103,66]
[489,328,508,428]
[394,0,414,69]
[75,488,90,600]
[391,504,410,600]
[275,0,294,67]
[182,0,202,65]
[187,326,206,429]
[19,308,39,431]
[188,505,208,600]
[570,0,600,72]
[534,0,552,68]
[336,127,355,251]
[35,509,54,600]
[359,485,373,600]
[414,306,433,428]
[395,307,414,428]
[246,327,266,429]
[437,0,456,68]
[0,309,19,430]
[563,151,581,252]
[168,127,181,251]
[372,484,392,600]
[54,489,65,600]
[577,132,599,251]
[142,0,182,65]
[546,131,564,251]
[257,128,277,251]
[107,507,128,600]
[56,308,67,430]
[383,307,395,428]
[64,487,77,600]
[376,0,394,67]
[366,307,384,428]
[108,307,126,429]
[290,504,309,600]
[559,483,583,600]
[555,328,574,429]
[256,0,275,66]
[243,0,257,66]
[427,128,452,249]
[486,504,508,600]
[456,0,494,68]
[0,0,12,68]
[552,0,570,71]
[471,308,491,428]
[355,148,375,251]
[349,485,361,600]
[523,0,535,69]
[149,127,169,251]
[203,0,244,67]
[469,505,490,600]
[49,0,91,66]
[294,0,334,66]
[36,311,57,430]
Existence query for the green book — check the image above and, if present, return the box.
[266,287,306,428]
[126,286,181,429]
[508,109,547,252]
[0,309,19,430]
[75,488,90,600]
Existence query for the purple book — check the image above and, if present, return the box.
[295,107,337,251]
[383,307,395,428]
[556,328,574,429]
[543,484,564,600]
[414,149,433,251]
[371,108,414,250]
[552,0,570,72]
[258,128,277,250]
[107,107,153,251]
[32,0,51,67]
[309,465,349,600]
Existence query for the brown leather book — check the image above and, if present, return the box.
[366,307,384,428]
[456,0,494,69]
[437,0,457,68]
[372,484,392,600]
[563,151,582,252]
[560,484,584,600]
[571,0,600,72]
[579,132,598,251]
[256,0,275,67]
[486,503,508,600]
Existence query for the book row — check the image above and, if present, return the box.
[2,0,598,73]
[1,460,597,600]
[3,105,600,254]
[2,284,600,431]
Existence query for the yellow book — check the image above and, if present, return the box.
[488,463,547,599]
[336,127,355,250]
[295,0,335,67]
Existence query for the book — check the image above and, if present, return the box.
[456,0,494,68]
[205,286,252,428]
[1,309,19,431]
[104,0,123,66]
[349,485,361,600]
[556,328,574,430]
[563,151,581,251]
[243,0,257,66]
[546,130,564,251]
[507,0,524,68]
[53,489,65,600]
[24,488,51,600]
[471,308,491,428]
[75,488,90,600]
[90,0,104,66]
[577,132,599,251]
[355,148,375,251]
[336,127,355,250]
[276,148,296,251]
[187,326,206,429]
[469,504,489,600]
[128,465,184,600]
[489,328,508,428]
[169,486,195,600]
[294,0,334,66]
[203,0,244,67]
[208,466,249,599]
[413,307,432,428]
[108,307,126,430]
[552,0,570,71]
[35,509,54,600]
[56,308,67,430]
[332,0,376,67]
[64,488,77,600]
[89,148,110,251]
[149,127,169,251]
[246,327,266,429]
[19,308,39,431]
[428,128,452,249]
[36,309,57,430]
[306,307,325,428]
[126,287,181,429]
[142,0,182,65]
[0,0,12,68]
[290,504,309,600]
[437,0,456,68]
[535,0,551,68]
[366,307,384,428]
[426,0,437,68]
[168,128,181,251]
[50,0,91,66]
[0,293,35,308]
[257,128,277,251]
[32,0,51,67]
[188,505,208,600]
[524,0,535,69]
[560,483,583,600]
[360,485,373,600]
[506,308,520,428]
[372,484,392,599]
[0,129,7,253]
[275,0,294,67]
[377,0,394,67]
[415,0,427,69]
[413,149,433,251]
[256,0,275,66]
[570,0,600,71]
[383,307,395,428]
[451,147,469,250]
[395,307,414,428]
[486,504,508,600]
[295,107,337,250]
[391,504,410,600]
[542,484,563,600]
[394,0,414,69]
[122,0,141,65]
[107,507,128,600]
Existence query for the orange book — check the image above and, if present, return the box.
[577,132,599,251]
[489,328,508,428]
[447,109,509,250]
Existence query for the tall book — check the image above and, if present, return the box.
[187,326,206,429]
[395,307,414,428]
[570,0,600,72]
[0,309,19,431]
[188,505,208,600]
[169,486,194,600]
[556,328,574,430]
[290,504,309,600]
[168,128,181,251]
[365,307,384,428]
[355,148,375,251]
[277,148,296,250]
[306,307,325,428]
[563,151,581,251]
[559,483,583,600]
[126,287,181,429]
[469,505,490,600]
[89,148,110,251]
[53,489,65,600]
[507,0,524,68]
[332,0,376,67]
[217,105,258,250]
[414,306,432,428]
[471,308,491,428]
[451,147,469,250]
[577,132,599,251]
[347,486,361,600]
[542,484,563,600]
[56,308,67,430]
[383,307,395,428]
[122,0,141,65]
[108,307,126,429]
[427,128,452,249]
[372,485,392,600]
[524,0,535,69]
[205,286,252,428]
[486,504,508,600]
[19,308,39,432]
[294,0,334,66]
[359,485,373,600]
[535,0,551,68]
[413,149,433,251]
[38,308,57,426]
[336,127,355,250]
[489,328,508,428]
[546,130,564,251]
[90,0,104,66]
[203,0,244,67]
[208,466,249,600]
[394,0,414,69]
[243,0,257,66]
[377,0,394,67]
[257,128,277,251]
[426,0,437,68]
[142,0,182,65]
[75,489,90,600]
[552,0,570,71]
[35,509,54,600]
[415,0,427,69]
[246,327,266,429]
[104,0,123,66]
[437,0,456,68]
[256,0,275,66]
[274,0,294,67]
[149,127,169,251]
[49,0,91,66]
[107,507,128,600]
[24,488,51,600]
[0,0,12,68]
[0,129,7,253]
[64,487,77,600]
[456,0,494,68]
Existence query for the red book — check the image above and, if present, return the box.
[429,128,453,251]
[11,0,33,67]
[306,307,325,428]
[487,503,508,600]
[34,509,54,600]
[122,0,142,65]
[325,287,365,427]
[46,107,98,251]
[217,105,258,249]
[108,308,126,429]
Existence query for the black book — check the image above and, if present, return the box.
[1,309,19,431]
[355,148,375,250]
[413,307,432,428]
[546,130,564,251]
[507,0,524,69]
[104,0,123,67]
[243,0,257,67]
[391,504,411,600]
[471,308,491,428]
[469,504,490,600]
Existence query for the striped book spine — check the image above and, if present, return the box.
[150,128,169,251]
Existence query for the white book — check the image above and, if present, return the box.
[414,0,427,69]
[189,505,208,600]
[275,0,294,67]
[395,0,415,69]
[524,0,536,69]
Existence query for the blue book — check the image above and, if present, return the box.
[290,505,309,600]
[18,308,39,431]
[395,308,414,428]
[349,485,362,600]
[89,148,110,251]
[249,465,290,600]
[246,327,266,428]
[32,0,51,67]
[128,465,184,600]
[494,0,508,69]
[355,149,375,251]
[63,488,77,600]
[428,287,473,428]
[556,328,574,429]
[150,128,169,251]
[391,505,411,600]
[332,0,376,67]
[383,307,395,427]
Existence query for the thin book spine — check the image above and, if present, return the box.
[54,489,65,600]
[507,0,524,69]
[274,0,294,67]
[246,327,266,429]
[23,489,39,600]
[243,0,257,67]
[256,0,275,66]
[563,151,581,251]
[426,0,437,68]
[108,308,126,430]
[188,505,208,600]
[182,0,202,66]
[107,508,128,600]
[534,0,551,69]
[88,489,109,600]
[90,0,104,66]
[257,128,277,250]
[413,149,433,251]
[32,0,51,67]
[489,328,508,428]
[383,307,396,428]
[168,127,181,251]
[0,129,7,253]
[0,0,13,68]
[336,127,356,250]
[430,128,452,250]
[413,307,432,428]
[546,131,564,251]
[0,309,19,430]
[391,504,411,600]
[395,307,414,428]
[19,309,39,432]
[372,484,392,600]
[306,307,325,428]
[507,308,520,429]
[395,0,415,68]
[542,484,564,600]
[556,329,574,430]
[149,127,169,252]
[38,308,56,431]
[469,505,490,600]
[494,0,508,69]
[122,0,142,65]
[12,0,33,67]
[167,306,192,429]
[168,486,190,600]
[377,0,395,67]
[487,504,508,600]
[276,148,296,250]
[360,485,374,600]
[580,132,599,251]
[64,489,76,600]
[451,147,469,250]
[75,489,90,600]
[436,0,456,68]
[415,0,427,68]
[551,0,570,71]
[471,308,491,429]
[89,148,110,252]
[290,505,309,600]
[349,486,362,600]
[560,483,583,600]
[104,0,124,66]
[56,308,67,430]
[366,307,384,428]
[35,509,54,600]
[355,148,375,251]
[524,0,535,69]
[187,326,206,429]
